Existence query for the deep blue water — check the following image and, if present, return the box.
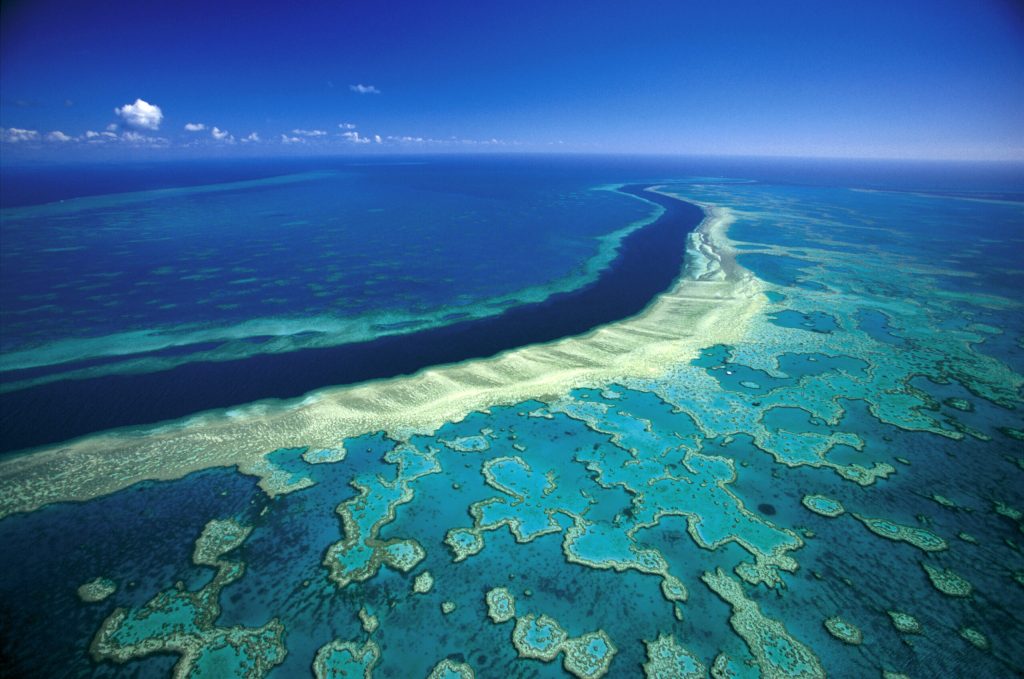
[1,159,657,355]
[5,155,1022,209]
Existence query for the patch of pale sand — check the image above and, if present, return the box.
[0,202,765,518]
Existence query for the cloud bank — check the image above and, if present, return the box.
[2,127,40,142]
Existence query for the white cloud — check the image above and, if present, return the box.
[292,128,327,137]
[373,134,382,144]
[106,123,118,132]
[350,84,380,94]
[46,130,74,142]
[121,131,168,145]
[242,132,260,142]
[184,122,206,132]
[338,122,357,129]
[384,134,515,147]
[84,130,116,142]
[211,126,232,141]
[88,130,166,145]
[2,127,40,142]
[341,130,371,144]
[280,134,304,144]
[86,130,164,147]
[114,98,164,130]
[456,137,511,146]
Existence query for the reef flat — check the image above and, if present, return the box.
[1,163,1022,678]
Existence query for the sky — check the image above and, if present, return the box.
[1,0,1023,161]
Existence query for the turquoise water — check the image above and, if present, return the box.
[0,158,1022,677]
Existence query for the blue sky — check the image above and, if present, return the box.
[1,0,1022,160]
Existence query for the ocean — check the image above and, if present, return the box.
[0,154,1022,678]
